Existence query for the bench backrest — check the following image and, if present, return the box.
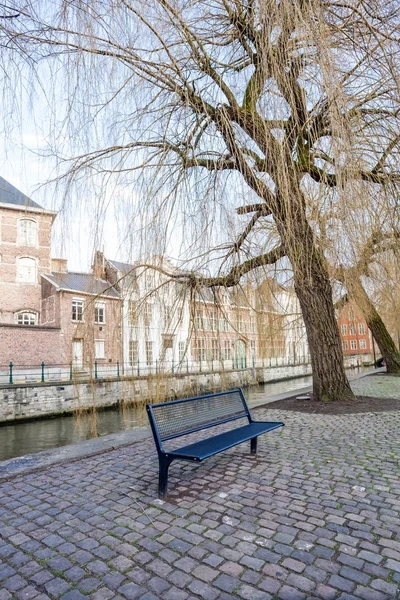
[147,388,251,451]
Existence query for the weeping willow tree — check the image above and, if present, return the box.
[2,0,400,400]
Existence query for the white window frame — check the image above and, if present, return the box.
[18,219,38,247]
[341,324,347,336]
[349,324,356,335]
[342,340,349,350]
[350,340,357,350]
[194,338,206,362]
[15,311,38,326]
[129,340,139,365]
[95,339,105,359]
[17,256,37,284]
[95,301,105,324]
[358,323,366,335]
[359,339,367,350]
[145,340,153,365]
[144,302,152,324]
[178,341,186,362]
[72,298,84,322]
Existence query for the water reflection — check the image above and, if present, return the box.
[0,366,369,461]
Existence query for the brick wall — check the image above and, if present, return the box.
[0,323,62,366]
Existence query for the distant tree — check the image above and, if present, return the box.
[2,0,400,400]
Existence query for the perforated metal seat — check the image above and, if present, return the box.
[147,388,284,497]
[171,422,284,461]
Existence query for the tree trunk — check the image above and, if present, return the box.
[348,278,400,373]
[277,202,354,402]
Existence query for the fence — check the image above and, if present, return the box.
[0,355,315,386]
[0,352,375,386]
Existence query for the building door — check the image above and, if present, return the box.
[72,339,83,368]
[235,339,247,369]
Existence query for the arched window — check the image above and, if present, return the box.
[15,311,38,326]
[17,257,37,284]
[19,219,37,247]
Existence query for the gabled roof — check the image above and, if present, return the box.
[43,272,120,298]
[0,176,43,209]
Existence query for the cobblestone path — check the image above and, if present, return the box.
[351,376,400,401]
[0,407,399,600]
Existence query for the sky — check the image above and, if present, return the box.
[0,123,134,272]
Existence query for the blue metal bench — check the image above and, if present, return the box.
[147,388,284,497]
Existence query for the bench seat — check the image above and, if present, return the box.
[147,388,284,496]
[170,421,283,461]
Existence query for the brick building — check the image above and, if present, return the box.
[41,264,121,370]
[336,298,372,356]
[0,176,61,366]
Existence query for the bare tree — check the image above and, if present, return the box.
[2,0,400,400]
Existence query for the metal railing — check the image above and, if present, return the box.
[0,355,317,386]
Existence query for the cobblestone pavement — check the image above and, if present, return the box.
[1,406,399,600]
[351,375,400,400]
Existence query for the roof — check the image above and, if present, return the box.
[43,272,120,298]
[0,176,43,209]
[107,259,136,274]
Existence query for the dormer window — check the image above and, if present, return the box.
[19,219,37,247]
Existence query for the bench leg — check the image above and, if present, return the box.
[250,437,257,454]
[158,455,172,498]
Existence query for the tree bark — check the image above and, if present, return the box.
[275,186,354,402]
[347,278,400,373]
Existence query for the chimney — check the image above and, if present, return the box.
[93,250,106,279]
[51,258,68,273]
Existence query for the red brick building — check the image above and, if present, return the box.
[336,298,372,355]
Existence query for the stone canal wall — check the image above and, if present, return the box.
[0,364,312,422]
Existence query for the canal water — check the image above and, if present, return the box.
[0,368,369,462]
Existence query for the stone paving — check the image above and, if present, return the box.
[0,405,399,600]
[351,375,400,400]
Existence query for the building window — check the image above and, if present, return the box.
[15,311,37,325]
[341,324,347,336]
[164,305,172,326]
[209,311,217,331]
[358,323,365,335]
[359,339,367,349]
[221,340,231,360]
[211,339,220,361]
[250,340,256,358]
[194,309,203,330]
[348,309,355,320]
[349,324,356,335]
[95,302,105,324]
[144,302,152,324]
[19,219,37,247]
[128,301,137,326]
[342,340,348,350]
[350,340,357,350]
[17,257,37,283]
[72,299,84,322]
[236,314,244,333]
[162,335,174,353]
[145,341,153,365]
[95,339,105,359]
[194,338,206,362]
[249,315,256,333]
[178,341,186,361]
[129,340,139,365]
